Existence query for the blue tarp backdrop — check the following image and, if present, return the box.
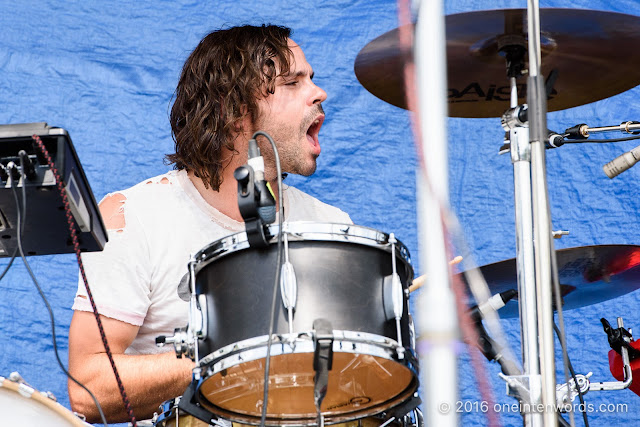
[1,0,640,425]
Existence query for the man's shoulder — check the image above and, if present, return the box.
[127,170,179,191]
[285,185,352,224]
[107,170,181,200]
[97,170,184,220]
[284,185,322,203]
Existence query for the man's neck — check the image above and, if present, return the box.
[187,162,281,223]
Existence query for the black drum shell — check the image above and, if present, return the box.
[193,225,414,359]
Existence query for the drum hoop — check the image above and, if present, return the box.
[195,335,419,426]
[191,222,413,277]
[1,376,90,426]
[197,330,412,374]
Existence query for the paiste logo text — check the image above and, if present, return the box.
[448,82,558,102]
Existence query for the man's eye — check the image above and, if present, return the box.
[285,81,298,86]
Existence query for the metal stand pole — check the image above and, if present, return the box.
[415,0,459,425]
[501,3,558,425]
[526,2,557,425]
[508,78,543,427]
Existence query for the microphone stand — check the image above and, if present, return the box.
[565,121,640,139]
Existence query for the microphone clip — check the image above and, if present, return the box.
[234,164,271,248]
[601,318,640,360]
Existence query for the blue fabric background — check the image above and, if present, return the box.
[1,0,639,425]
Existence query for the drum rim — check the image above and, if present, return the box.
[198,330,412,368]
[0,376,91,426]
[191,221,413,278]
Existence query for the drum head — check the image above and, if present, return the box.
[198,351,415,423]
[0,376,90,427]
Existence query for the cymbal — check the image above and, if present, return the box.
[354,9,640,117]
[457,245,640,318]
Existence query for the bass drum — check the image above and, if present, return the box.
[0,373,91,427]
[190,222,418,425]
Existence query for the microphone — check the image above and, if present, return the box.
[474,317,521,375]
[603,145,640,179]
[466,289,520,375]
[247,138,276,223]
[467,289,518,322]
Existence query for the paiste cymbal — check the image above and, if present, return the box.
[457,245,640,318]
[354,9,640,117]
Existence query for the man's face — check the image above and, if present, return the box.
[253,39,327,181]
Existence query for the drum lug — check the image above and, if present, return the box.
[191,293,208,340]
[7,372,57,401]
[186,257,208,362]
[384,274,407,360]
[281,230,298,336]
[388,234,405,350]
[391,273,404,319]
[280,261,297,309]
[408,313,416,352]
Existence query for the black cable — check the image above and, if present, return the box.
[9,161,109,427]
[553,321,589,427]
[34,136,137,425]
[558,414,572,427]
[0,248,19,281]
[563,134,640,144]
[254,131,284,427]
[18,157,27,238]
[548,228,578,427]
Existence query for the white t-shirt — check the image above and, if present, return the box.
[72,170,351,354]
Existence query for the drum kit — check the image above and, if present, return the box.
[4,6,640,427]
[157,223,420,427]
[152,7,640,427]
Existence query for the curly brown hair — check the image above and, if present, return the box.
[166,25,292,190]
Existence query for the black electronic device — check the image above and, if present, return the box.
[0,122,107,256]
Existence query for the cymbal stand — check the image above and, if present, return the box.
[527,2,559,424]
[502,60,544,427]
[500,2,559,425]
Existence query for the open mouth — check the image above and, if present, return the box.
[306,115,324,153]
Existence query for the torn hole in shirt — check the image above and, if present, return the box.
[146,176,171,185]
[100,193,127,232]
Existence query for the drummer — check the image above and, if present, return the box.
[67,24,351,423]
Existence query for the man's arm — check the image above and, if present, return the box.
[68,310,194,423]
